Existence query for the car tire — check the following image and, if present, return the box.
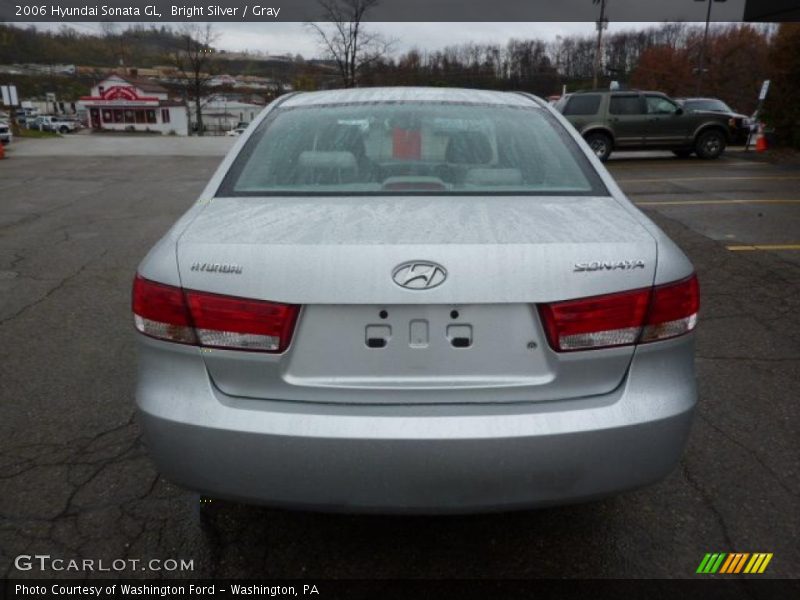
[695,129,727,159]
[59,126,69,134]
[585,132,613,162]
[672,149,693,159]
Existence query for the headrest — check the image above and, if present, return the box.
[298,151,358,170]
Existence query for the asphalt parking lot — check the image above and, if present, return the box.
[0,137,798,579]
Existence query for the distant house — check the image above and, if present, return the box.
[209,74,237,87]
[78,75,188,135]
[188,95,263,134]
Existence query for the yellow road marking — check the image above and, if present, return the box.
[618,175,800,183]
[635,199,800,206]
[609,161,768,169]
[727,244,800,251]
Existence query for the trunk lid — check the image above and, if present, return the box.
[177,195,657,404]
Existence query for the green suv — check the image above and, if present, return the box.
[555,90,733,161]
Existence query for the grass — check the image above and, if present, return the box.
[16,128,61,139]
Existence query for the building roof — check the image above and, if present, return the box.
[104,74,169,94]
[125,77,169,94]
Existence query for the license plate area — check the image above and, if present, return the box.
[285,304,552,387]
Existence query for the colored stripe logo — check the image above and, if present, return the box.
[696,553,773,574]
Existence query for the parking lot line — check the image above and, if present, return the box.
[726,244,800,251]
[618,175,800,183]
[635,199,800,206]
[609,161,768,169]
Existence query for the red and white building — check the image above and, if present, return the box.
[79,75,188,135]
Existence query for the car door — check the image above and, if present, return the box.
[608,94,647,147]
[644,94,692,146]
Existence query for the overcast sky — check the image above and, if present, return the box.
[23,21,720,58]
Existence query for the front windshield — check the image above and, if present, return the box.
[220,102,605,196]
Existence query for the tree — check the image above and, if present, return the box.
[630,45,693,96]
[628,24,769,114]
[169,24,217,136]
[703,25,769,113]
[766,23,800,148]
[308,0,392,88]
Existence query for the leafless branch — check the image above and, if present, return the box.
[307,0,387,88]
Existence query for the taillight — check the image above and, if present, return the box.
[132,275,299,352]
[538,274,699,352]
[132,276,196,344]
[641,275,699,343]
[185,290,299,352]
[538,288,650,351]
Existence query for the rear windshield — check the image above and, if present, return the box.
[219,101,606,196]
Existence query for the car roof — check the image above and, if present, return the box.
[281,87,541,108]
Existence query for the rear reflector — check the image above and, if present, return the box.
[538,274,699,352]
[132,275,299,352]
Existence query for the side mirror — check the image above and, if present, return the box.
[675,107,684,116]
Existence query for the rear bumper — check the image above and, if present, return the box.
[136,336,696,513]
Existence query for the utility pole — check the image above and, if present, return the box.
[694,0,727,95]
[592,0,608,90]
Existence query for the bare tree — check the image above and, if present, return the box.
[100,22,130,68]
[308,0,392,88]
[170,24,217,136]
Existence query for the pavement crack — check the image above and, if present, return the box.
[680,460,736,549]
[0,248,109,327]
[696,412,799,498]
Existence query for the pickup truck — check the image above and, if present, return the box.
[555,90,734,161]
[29,116,80,134]
[0,121,12,145]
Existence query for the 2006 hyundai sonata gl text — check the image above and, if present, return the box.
[133,87,699,513]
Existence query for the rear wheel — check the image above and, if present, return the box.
[585,132,613,162]
[695,129,726,159]
[672,149,693,159]
[59,126,69,134]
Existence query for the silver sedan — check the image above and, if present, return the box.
[133,87,699,513]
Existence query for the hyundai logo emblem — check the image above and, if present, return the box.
[392,261,447,290]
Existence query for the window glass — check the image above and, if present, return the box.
[609,95,644,115]
[221,102,606,196]
[646,96,679,115]
[563,95,602,116]
[684,99,732,112]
